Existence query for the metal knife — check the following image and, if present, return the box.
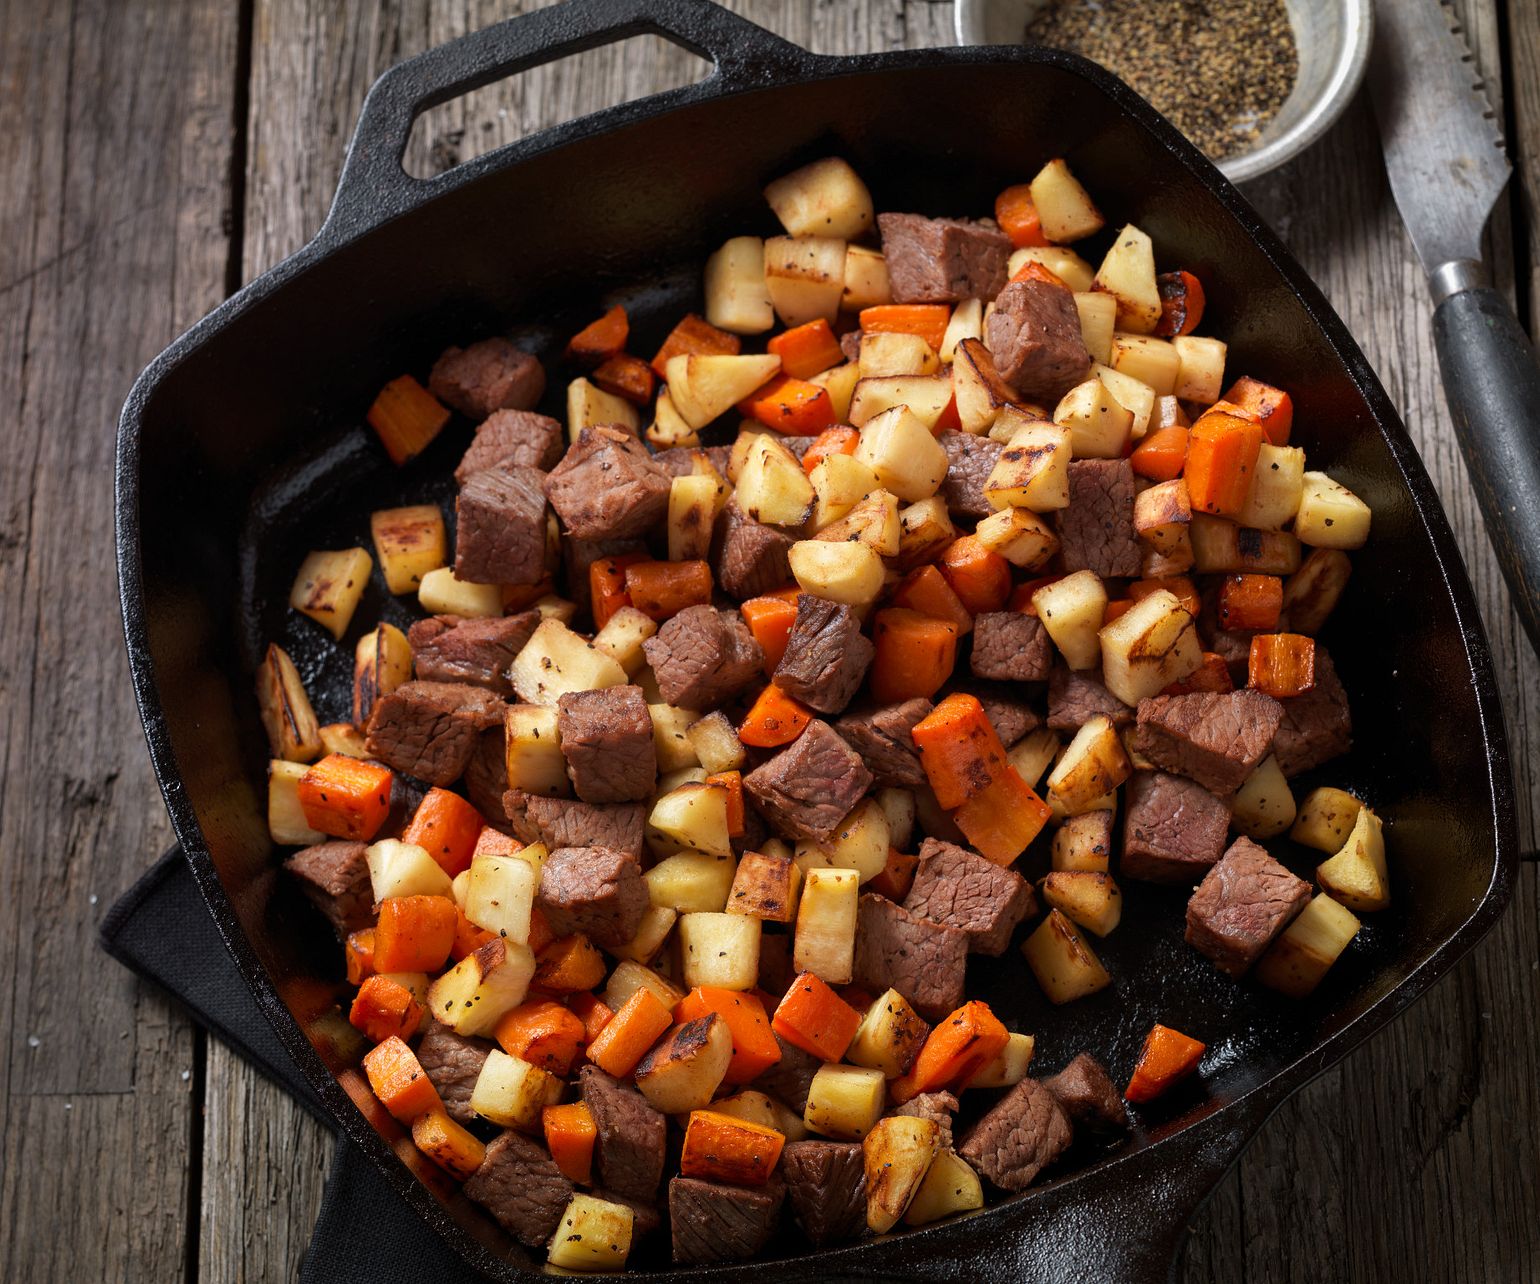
[1368,0,1540,655]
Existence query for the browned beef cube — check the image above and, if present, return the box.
[957,680,1042,747]
[970,611,1053,682]
[407,611,540,695]
[1271,648,1352,777]
[893,1090,960,1150]
[1121,770,1230,883]
[772,594,874,715]
[984,278,1092,400]
[283,841,372,937]
[669,1175,785,1265]
[904,837,1036,956]
[378,775,427,843]
[503,791,646,860]
[1056,458,1142,578]
[557,684,656,804]
[455,408,564,482]
[834,698,932,789]
[365,680,505,786]
[463,1130,573,1248]
[713,499,795,601]
[779,435,819,461]
[649,444,732,478]
[853,893,968,1020]
[1134,688,1283,795]
[839,328,863,362]
[462,726,509,825]
[937,431,1004,520]
[415,1021,492,1124]
[454,461,550,586]
[1206,626,1254,684]
[752,1031,818,1112]
[535,846,648,948]
[1042,1052,1127,1130]
[1186,836,1312,976]
[580,1065,666,1201]
[781,1140,866,1247]
[958,1076,1072,1192]
[430,338,546,420]
[744,720,873,842]
[642,605,764,710]
[1048,665,1134,731]
[544,425,671,540]
[878,212,1012,303]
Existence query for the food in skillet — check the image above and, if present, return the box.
[261,155,1380,1270]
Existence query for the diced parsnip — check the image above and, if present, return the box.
[650,703,702,773]
[290,547,372,640]
[975,505,1060,570]
[1171,335,1227,404]
[855,405,949,502]
[939,297,984,362]
[427,937,536,1036]
[1291,787,1365,853]
[985,420,1071,511]
[648,782,733,858]
[465,853,537,944]
[771,1097,811,1143]
[635,1014,734,1113]
[965,1031,1036,1087]
[704,236,775,335]
[319,722,370,759]
[897,497,957,569]
[1041,871,1122,937]
[1029,158,1105,241]
[863,1115,941,1233]
[1022,909,1112,1003]
[268,760,325,845]
[764,157,874,240]
[794,798,890,883]
[1230,755,1296,839]
[647,388,701,449]
[504,704,569,798]
[567,375,640,442]
[612,905,678,965]
[510,618,626,706]
[602,959,685,1013]
[1190,515,1302,575]
[815,489,901,556]
[710,1089,781,1131]
[645,852,736,914]
[367,839,453,902]
[1033,570,1107,670]
[352,622,413,727]
[764,236,846,326]
[678,911,761,990]
[471,1049,562,1130]
[789,539,885,607]
[876,787,916,852]
[686,711,745,775]
[1316,806,1389,912]
[842,245,892,311]
[1055,378,1133,458]
[728,428,771,484]
[592,606,657,678]
[726,851,801,922]
[1109,333,1179,396]
[1073,291,1118,365]
[1007,245,1096,293]
[668,474,720,562]
[1133,479,1193,558]
[256,643,323,763]
[1295,471,1372,549]
[859,331,940,378]
[1008,727,1061,788]
[847,988,930,1079]
[1046,715,1131,814]
[737,432,815,527]
[794,867,860,984]
[810,453,883,530]
[1237,443,1306,531]
[1255,893,1363,997]
[1282,548,1352,635]
[1099,588,1203,705]
[804,1063,886,1141]
[546,1194,634,1273]
[1093,363,1156,440]
[811,360,863,423]
[1092,224,1160,333]
[667,353,783,430]
[848,374,954,431]
[903,1148,984,1227]
[951,338,1022,436]
[370,505,447,594]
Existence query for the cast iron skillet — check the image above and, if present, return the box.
[115,0,1517,1278]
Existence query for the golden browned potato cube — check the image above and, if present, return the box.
[370,504,446,595]
[1291,786,1364,852]
[352,622,412,727]
[1098,588,1202,706]
[726,850,801,922]
[1040,871,1122,937]
[1022,908,1112,1004]
[1254,893,1362,997]
[256,642,322,762]
[1316,806,1388,912]
[1282,547,1352,635]
[863,1115,940,1233]
[1092,224,1159,333]
[290,547,373,639]
[1046,714,1132,814]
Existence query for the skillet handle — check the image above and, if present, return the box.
[323,0,808,238]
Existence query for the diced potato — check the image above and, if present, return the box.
[1040,871,1122,937]
[728,428,771,484]
[1033,570,1107,670]
[804,1063,886,1140]
[383,971,431,1006]
[726,850,802,922]
[352,622,412,727]
[592,606,657,678]
[1047,787,1116,824]
[1317,806,1388,912]
[1098,588,1202,705]
[939,297,984,362]
[1046,715,1132,814]
[318,722,370,759]
[841,244,892,311]
[546,1193,634,1273]
[1255,893,1363,997]
[897,497,957,569]
[1109,333,1179,396]
[1073,291,1118,365]
[648,783,732,858]
[290,547,372,640]
[1230,755,1296,840]
[367,839,453,902]
[1029,158,1105,242]
[764,236,846,327]
[1133,479,1193,559]
[794,867,859,984]
[770,1096,810,1143]
[1190,515,1302,575]
[1291,787,1365,853]
[710,1090,781,1132]
[1022,909,1112,1004]
[612,905,678,965]
[1093,363,1156,440]
[704,235,775,335]
[268,760,325,845]
[863,1115,940,1233]
[678,911,761,990]
[603,959,686,1013]
[659,766,709,794]
[985,420,1071,511]
[636,1013,734,1114]
[1007,245,1095,293]
[1053,812,1111,872]
[816,489,901,556]
[471,1049,561,1130]
[645,852,735,914]
[427,937,536,1036]
[1282,548,1352,635]
[450,872,471,910]
[534,593,578,624]
[510,618,626,705]
[465,853,537,944]
[764,157,874,240]
[737,433,815,527]
[794,798,890,883]
[966,1031,1036,1087]
[847,988,929,1079]
[647,388,701,449]
[1055,378,1133,458]
[854,405,949,502]
[667,474,720,562]
[1092,224,1160,333]
[810,360,863,422]
[903,1148,985,1227]
[789,539,885,607]
[951,338,1023,436]
[859,331,940,378]
[567,375,640,442]
[370,505,447,594]
[686,711,745,775]
[650,703,702,773]
[975,505,1059,570]
[810,453,882,530]
[417,566,501,618]
[667,353,783,430]
[256,643,322,763]
[876,787,916,852]
[848,374,954,431]
[1295,471,1372,549]
[504,704,568,797]
[1238,443,1306,531]
[1171,335,1227,404]
[1008,727,1060,788]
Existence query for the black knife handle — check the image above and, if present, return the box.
[1433,284,1540,656]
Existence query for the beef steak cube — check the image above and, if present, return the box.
[283,841,372,937]
[713,499,795,601]
[461,726,508,825]
[536,846,648,948]
[744,720,873,842]
[957,680,1042,747]
[938,431,1004,519]
[580,1065,666,1201]
[1121,770,1231,883]
[984,278,1092,401]
[893,1090,960,1151]
[1186,836,1311,976]
[365,680,505,787]
[455,408,564,482]
[1134,688,1283,795]
[780,1140,867,1247]
[834,698,932,788]
[853,893,968,1020]
[430,337,545,420]
[1042,1052,1127,1130]
[669,1175,785,1266]
[840,328,863,363]
[557,684,656,804]
[1271,648,1353,777]
[642,605,764,710]
[958,1076,1073,1192]
[753,1031,819,1113]
[878,212,1012,303]
[416,1021,493,1124]
[649,444,732,479]
[1048,665,1134,732]
[463,1130,573,1248]
[503,791,646,861]
[408,611,540,695]
[1056,458,1142,578]
[773,594,874,715]
[904,838,1036,956]
[454,461,550,586]
[970,611,1053,682]
[544,425,671,541]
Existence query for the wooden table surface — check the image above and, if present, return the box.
[2,0,1537,1278]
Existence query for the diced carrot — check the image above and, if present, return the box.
[867,848,919,902]
[367,375,450,466]
[1185,411,1265,517]
[740,595,800,673]
[651,313,741,378]
[681,1110,786,1186]
[566,305,629,365]
[1010,260,1069,290]
[450,907,497,962]
[1218,574,1283,632]
[869,608,959,704]
[1222,376,1293,445]
[1130,425,1190,482]
[837,985,876,1012]
[892,1000,1010,1104]
[411,1107,486,1180]
[768,319,844,379]
[472,826,525,860]
[953,766,1052,866]
[739,684,813,749]
[1124,1023,1206,1104]
[859,304,951,354]
[586,986,673,1078]
[801,425,861,474]
[297,754,393,842]
[373,895,458,973]
[502,578,554,613]
[534,934,608,994]
[590,553,648,629]
[706,770,746,838]
[567,991,614,1043]
[543,1102,598,1184]
[1155,270,1206,338]
[739,375,837,436]
[345,929,376,986]
[1129,575,1201,619]
[592,352,657,405]
[891,564,974,636]
[675,987,781,1084]
[402,787,483,877]
[349,975,424,1044]
[363,1035,443,1124]
[1009,574,1064,614]
[995,184,1050,248]
[624,560,714,622]
[1162,651,1234,695]
[495,999,587,1075]
[1102,599,1134,626]
[911,693,1009,810]
[771,972,862,1062]
[938,536,1012,615]
[1248,633,1316,699]
[527,905,555,957]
